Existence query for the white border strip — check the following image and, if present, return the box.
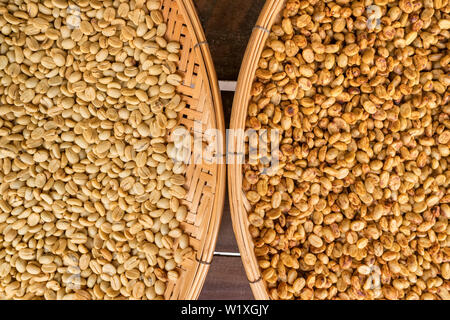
[219,80,237,92]
[214,251,241,257]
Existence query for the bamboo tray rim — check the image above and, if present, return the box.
[228,0,287,300]
[168,0,226,300]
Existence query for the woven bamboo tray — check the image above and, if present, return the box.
[229,0,288,300]
[161,0,225,300]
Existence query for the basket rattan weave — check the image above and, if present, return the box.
[229,0,287,300]
[161,0,225,300]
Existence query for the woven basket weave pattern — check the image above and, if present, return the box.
[162,0,225,300]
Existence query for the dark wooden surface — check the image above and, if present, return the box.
[199,256,253,300]
[193,0,267,300]
[196,0,266,80]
